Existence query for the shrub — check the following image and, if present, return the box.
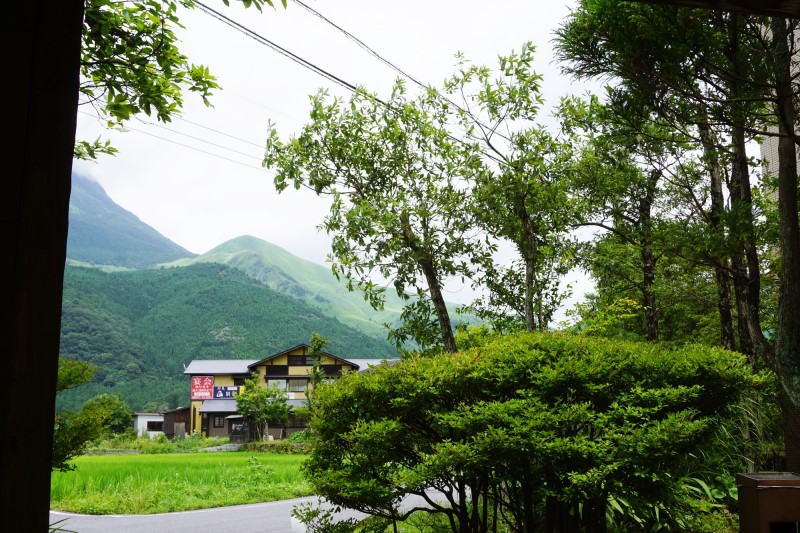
[305,331,755,532]
[241,440,308,454]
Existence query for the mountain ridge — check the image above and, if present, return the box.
[68,173,195,268]
[161,235,411,339]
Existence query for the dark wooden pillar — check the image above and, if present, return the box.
[0,1,83,529]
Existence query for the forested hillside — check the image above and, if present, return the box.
[164,235,414,339]
[58,262,398,411]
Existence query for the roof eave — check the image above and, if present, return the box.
[628,0,800,17]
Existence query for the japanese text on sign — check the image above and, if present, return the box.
[213,386,240,399]
[191,376,214,399]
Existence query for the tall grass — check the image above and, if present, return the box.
[50,452,312,514]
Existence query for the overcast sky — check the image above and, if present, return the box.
[72,0,598,315]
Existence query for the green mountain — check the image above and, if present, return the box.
[162,235,466,340]
[59,176,470,412]
[59,262,398,411]
[67,173,195,268]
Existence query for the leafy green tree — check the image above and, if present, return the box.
[77,0,280,159]
[56,358,97,395]
[236,373,290,440]
[444,43,576,333]
[265,82,492,353]
[558,94,679,342]
[554,0,776,359]
[553,1,800,469]
[53,363,133,470]
[53,358,102,471]
[305,332,755,532]
[52,410,104,473]
[305,332,328,411]
[80,393,132,435]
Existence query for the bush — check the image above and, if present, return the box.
[305,331,755,532]
[87,431,229,453]
[240,440,308,454]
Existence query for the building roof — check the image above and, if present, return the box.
[355,359,401,373]
[249,343,361,370]
[197,398,305,412]
[162,406,189,414]
[184,360,258,375]
[630,0,800,17]
[198,399,239,413]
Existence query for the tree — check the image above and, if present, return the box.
[265,82,492,353]
[80,393,132,435]
[53,361,132,471]
[553,0,800,468]
[558,94,687,343]
[444,43,576,333]
[53,358,101,472]
[554,1,774,358]
[77,0,281,159]
[305,332,755,532]
[236,373,290,440]
[305,332,328,410]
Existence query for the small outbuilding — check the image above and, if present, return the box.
[163,407,190,439]
[132,412,164,439]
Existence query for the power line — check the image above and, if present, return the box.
[193,1,504,165]
[174,116,265,149]
[290,0,514,145]
[77,109,270,173]
[195,1,365,98]
[142,118,263,160]
[290,0,428,91]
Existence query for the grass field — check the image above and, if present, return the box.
[50,452,312,514]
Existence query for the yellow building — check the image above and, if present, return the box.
[183,344,361,440]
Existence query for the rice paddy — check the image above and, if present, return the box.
[50,452,312,514]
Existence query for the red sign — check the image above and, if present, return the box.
[191,376,214,400]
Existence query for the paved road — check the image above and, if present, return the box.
[49,496,364,533]
[50,492,442,533]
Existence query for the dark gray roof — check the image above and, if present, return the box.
[184,360,258,375]
[356,358,401,373]
[249,343,362,370]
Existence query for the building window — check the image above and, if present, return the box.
[287,378,308,392]
[213,416,225,428]
[233,375,248,386]
[264,365,289,376]
[146,421,163,432]
[267,379,286,391]
[288,355,314,366]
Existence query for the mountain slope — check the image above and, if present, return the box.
[67,173,195,268]
[59,262,398,411]
[163,235,410,339]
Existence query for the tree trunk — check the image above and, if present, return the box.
[770,16,800,471]
[639,169,660,343]
[726,15,773,365]
[420,258,458,353]
[518,206,538,332]
[714,265,736,351]
[729,129,771,363]
[698,122,736,350]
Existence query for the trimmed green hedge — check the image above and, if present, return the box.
[305,332,755,532]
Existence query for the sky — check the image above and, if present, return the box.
[72,0,598,316]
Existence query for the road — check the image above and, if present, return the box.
[49,492,443,533]
[49,496,363,533]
